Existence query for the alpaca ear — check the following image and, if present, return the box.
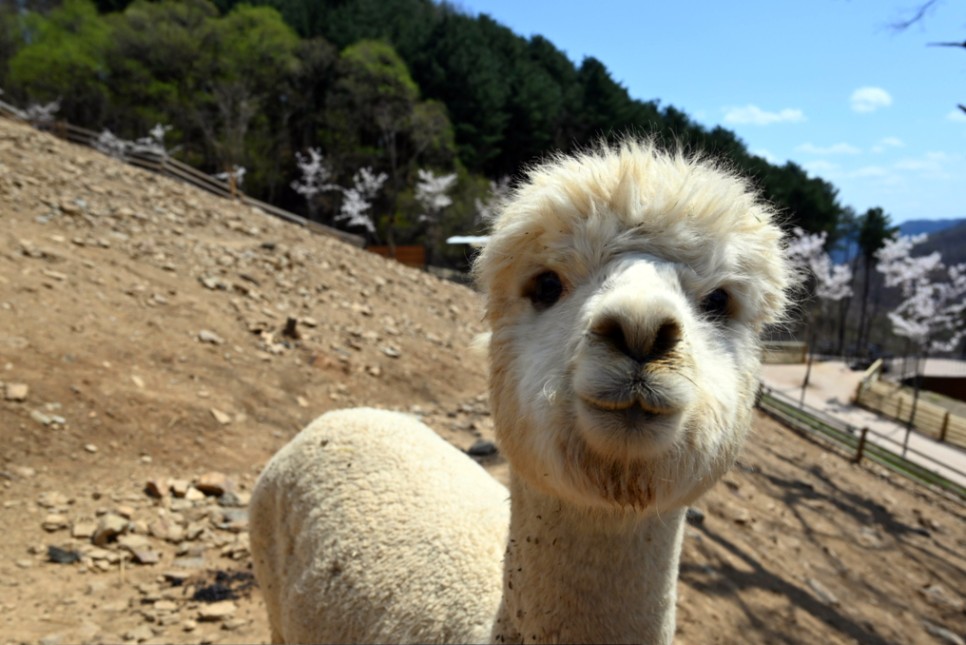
[471,332,492,358]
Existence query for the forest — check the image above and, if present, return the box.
[3,0,959,358]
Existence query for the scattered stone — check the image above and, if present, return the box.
[198,330,225,345]
[922,620,965,645]
[381,345,401,358]
[807,578,839,606]
[123,625,154,643]
[47,545,81,564]
[42,513,69,532]
[144,479,168,499]
[919,583,964,611]
[37,491,69,509]
[131,375,145,388]
[197,600,237,622]
[210,408,232,425]
[685,507,706,526]
[467,439,498,458]
[282,317,300,340]
[184,487,206,502]
[71,520,98,539]
[4,383,28,401]
[83,443,98,454]
[170,479,190,498]
[195,472,231,497]
[92,513,129,546]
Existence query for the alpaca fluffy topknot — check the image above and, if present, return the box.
[473,139,793,513]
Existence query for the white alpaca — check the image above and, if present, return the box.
[250,140,793,644]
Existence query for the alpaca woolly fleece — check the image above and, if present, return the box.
[250,408,508,644]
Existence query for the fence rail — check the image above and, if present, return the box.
[758,385,966,502]
[0,108,364,248]
[853,359,966,451]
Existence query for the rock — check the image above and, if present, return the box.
[685,507,706,526]
[184,487,206,502]
[209,408,232,425]
[197,600,236,622]
[380,345,401,358]
[129,548,160,565]
[4,383,28,401]
[922,620,965,645]
[144,479,168,499]
[215,508,249,533]
[467,439,498,458]
[37,491,70,509]
[42,513,69,531]
[806,578,839,606]
[195,472,232,497]
[71,520,97,539]
[92,513,129,546]
[919,583,964,611]
[170,479,190,498]
[47,545,81,564]
[198,330,225,345]
[123,625,154,643]
[83,443,98,453]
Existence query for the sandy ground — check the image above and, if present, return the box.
[1,117,964,645]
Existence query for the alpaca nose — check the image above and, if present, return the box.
[590,314,682,364]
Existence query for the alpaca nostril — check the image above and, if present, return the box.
[650,321,682,359]
[591,316,681,363]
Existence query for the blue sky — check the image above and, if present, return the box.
[456,0,965,224]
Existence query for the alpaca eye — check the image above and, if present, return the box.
[528,271,564,309]
[700,288,730,320]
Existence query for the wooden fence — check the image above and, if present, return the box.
[0,105,364,248]
[854,360,966,450]
[759,385,966,501]
[366,245,426,269]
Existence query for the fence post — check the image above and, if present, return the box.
[939,411,950,444]
[854,427,869,464]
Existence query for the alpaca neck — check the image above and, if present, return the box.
[491,473,685,645]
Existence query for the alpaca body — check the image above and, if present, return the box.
[251,140,793,644]
[250,408,508,644]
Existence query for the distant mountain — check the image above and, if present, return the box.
[898,218,966,237]
[830,217,966,265]
[917,220,966,267]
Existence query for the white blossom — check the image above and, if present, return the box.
[93,129,130,159]
[334,166,388,234]
[876,234,965,352]
[215,165,246,187]
[415,169,457,222]
[291,148,339,200]
[23,100,60,124]
[786,227,852,302]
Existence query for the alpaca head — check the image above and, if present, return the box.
[474,140,792,513]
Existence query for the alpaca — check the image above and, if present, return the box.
[250,139,793,644]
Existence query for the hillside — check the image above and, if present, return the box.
[0,116,964,645]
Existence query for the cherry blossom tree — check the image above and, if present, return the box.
[415,168,457,263]
[334,166,387,238]
[786,227,853,404]
[876,234,966,452]
[291,148,339,218]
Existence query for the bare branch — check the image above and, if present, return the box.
[889,0,942,31]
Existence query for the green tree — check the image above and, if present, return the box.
[855,206,899,353]
[8,0,112,125]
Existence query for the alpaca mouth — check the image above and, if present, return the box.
[579,385,677,417]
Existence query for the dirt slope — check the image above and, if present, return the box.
[0,117,963,645]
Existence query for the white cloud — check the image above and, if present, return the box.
[947,109,966,123]
[802,160,840,176]
[722,104,806,126]
[796,142,861,155]
[850,166,889,178]
[850,87,892,113]
[871,136,904,153]
[752,148,778,164]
